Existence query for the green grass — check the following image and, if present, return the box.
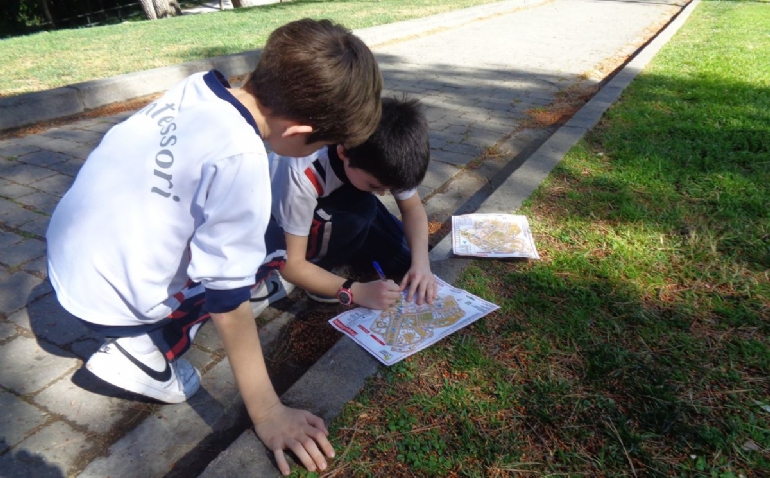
[0,0,503,97]
[297,1,770,477]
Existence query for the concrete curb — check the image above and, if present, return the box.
[198,0,700,475]
[0,0,546,132]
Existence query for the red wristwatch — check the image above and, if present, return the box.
[336,279,355,306]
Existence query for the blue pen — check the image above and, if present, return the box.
[372,261,387,281]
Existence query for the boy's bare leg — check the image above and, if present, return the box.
[211,302,335,475]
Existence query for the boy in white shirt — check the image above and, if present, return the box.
[269,97,437,310]
[46,19,382,476]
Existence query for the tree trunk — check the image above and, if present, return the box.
[153,0,174,18]
[139,0,157,20]
[37,0,55,27]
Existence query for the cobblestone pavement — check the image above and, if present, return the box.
[0,0,689,476]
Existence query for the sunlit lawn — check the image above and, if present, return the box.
[300,1,770,476]
[0,0,502,96]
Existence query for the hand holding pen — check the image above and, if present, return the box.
[372,261,387,281]
[346,261,400,310]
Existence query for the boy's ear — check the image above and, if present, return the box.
[336,144,350,161]
[281,124,314,138]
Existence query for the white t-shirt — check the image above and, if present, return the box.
[269,146,415,237]
[47,71,271,326]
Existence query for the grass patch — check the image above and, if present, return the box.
[299,2,770,476]
[0,0,504,97]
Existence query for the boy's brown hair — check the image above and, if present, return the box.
[246,18,383,148]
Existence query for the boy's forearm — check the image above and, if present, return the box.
[211,302,281,423]
[282,257,347,297]
[282,233,347,297]
[400,201,431,268]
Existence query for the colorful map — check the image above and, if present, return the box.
[452,214,540,258]
[329,276,499,365]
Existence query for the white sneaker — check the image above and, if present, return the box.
[250,272,296,316]
[86,340,200,404]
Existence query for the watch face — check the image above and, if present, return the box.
[338,290,353,306]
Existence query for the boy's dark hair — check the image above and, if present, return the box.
[246,18,383,148]
[346,96,430,193]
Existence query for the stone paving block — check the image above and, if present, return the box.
[0,319,19,341]
[440,141,482,157]
[0,449,65,478]
[48,158,85,177]
[15,150,72,168]
[22,256,48,278]
[8,293,90,345]
[0,201,41,228]
[392,83,427,94]
[41,128,104,145]
[39,138,89,155]
[519,95,554,108]
[14,191,60,214]
[0,335,79,395]
[13,133,64,150]
[0,229,22,248]
[424,109,448,125]
[0,237,46,267]
[195,357,240,405]
[416,184,433,204]
[0,389,48,452]
[0,180,35,199]
[77,120,115,133]
[5,421,95,477]
[431,148,475,166]
[68,143,97,160]
[476,100,518,117]
[428,136,447,150]
[525,85,560,101]
[444,123,473,135]
[30,172,74,198]
[0,142,40,159]
[443,113,475,127]
[33,372,139,434]
[78,381,232,478]
[0,270,49,316]
[378,194,398,216]
[473,120,516,136]
[423,160,460,193]
[428,119,453,132]
[184,345,219,373]
[431,128,468,145]
[19,216,51,238]
[424,172,488,220]
[192,320,224,353]
[0,160,57,186]
[462,127,510,149]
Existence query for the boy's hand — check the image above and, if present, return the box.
[399,266,437,305]
[353,280,401,309]
[254,402,335,476]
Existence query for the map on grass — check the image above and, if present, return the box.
[329,276,499,366]
[452,213,540,258]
